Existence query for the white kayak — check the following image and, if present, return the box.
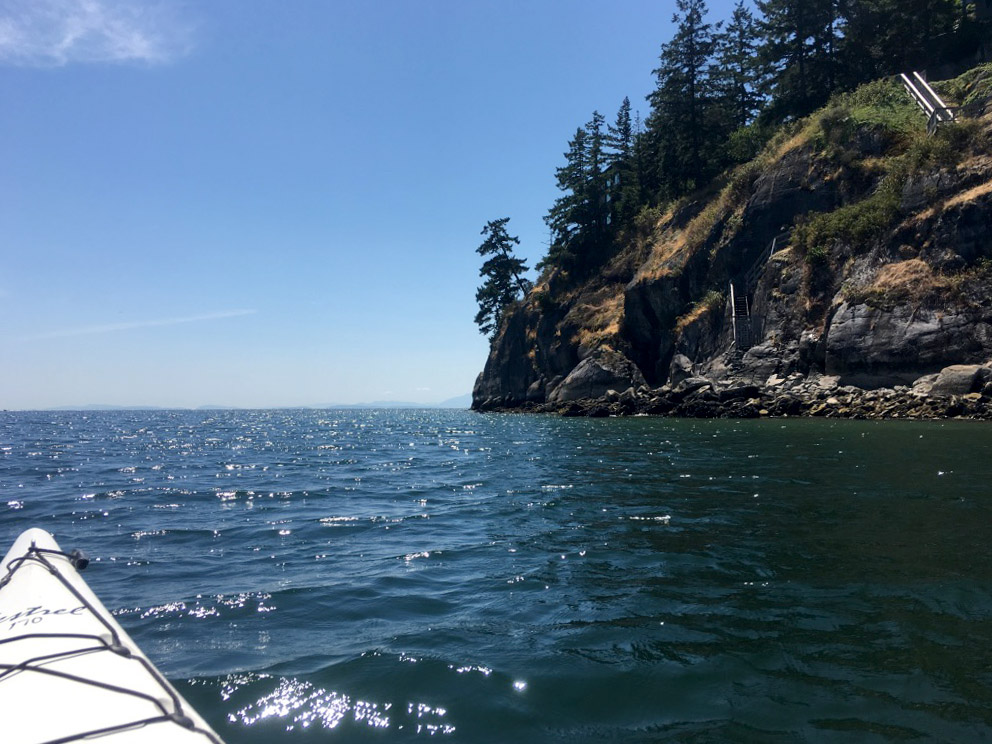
[0,528,225,743]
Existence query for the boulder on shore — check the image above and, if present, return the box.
[548,349,647,404]
[928,364,991,397]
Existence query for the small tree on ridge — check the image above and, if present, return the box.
[474,218,531,339]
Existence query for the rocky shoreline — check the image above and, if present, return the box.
[474,363,992,421]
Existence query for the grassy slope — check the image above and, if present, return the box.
[504,64,992,384]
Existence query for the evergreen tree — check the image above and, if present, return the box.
[606,97,634,165]
[631,110,653,208]
[756,0,844,121]
[840,0,958,85]
[542,111,613,273]
[713,0,763,131]
[474,218,531,339]
[605,97,641,223]
[584,110,610,243]
[543,126,589,271]
[646,0,720,196]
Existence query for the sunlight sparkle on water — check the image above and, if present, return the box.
[227,676,390,732]
[222,673,454,736]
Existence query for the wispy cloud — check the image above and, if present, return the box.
[0,0,194,67]
[21,309,256,341]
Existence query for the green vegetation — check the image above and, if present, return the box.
[936,62,992,107]
[795,178,903,261]
[809,78,925,148]
[473,218,532,339]
[476,0,992,338]
[532,0,982,282]
[794,87,985,262]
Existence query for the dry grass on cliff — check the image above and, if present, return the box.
[567,288,624,349]
[941,178,992,210]
[636,230,689,282]
[843,258,956,308]
[636,184,746,283]
[674,290,725,334]
[908,175,992,224]
[873,259,935,290]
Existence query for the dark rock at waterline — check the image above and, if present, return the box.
[477,360,992,421]
[928,364,991,397]
[718,384,762,403]
[547,348,647,404]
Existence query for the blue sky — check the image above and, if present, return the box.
[1,0,740,409]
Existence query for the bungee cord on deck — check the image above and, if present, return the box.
[0,541,222,744]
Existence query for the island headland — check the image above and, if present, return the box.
[474,57,992,420]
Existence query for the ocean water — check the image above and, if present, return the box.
[2,409,992,743]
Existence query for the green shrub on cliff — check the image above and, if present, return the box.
[793,80,987,263]
[794,176,902,260]
[935,63,992,108]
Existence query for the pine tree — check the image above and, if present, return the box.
[713,0,763,131]
[542,126,589,271]
[584,110,609,242]
[631,110,653,207]
[646,0,720,196]
[840,0,958,86]
[542,112,613,273]
[606,97,633,165]
[756,0,844,121]
[474,218,531,339]
[605,97,641,224]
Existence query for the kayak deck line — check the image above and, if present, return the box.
[0,529,226,744]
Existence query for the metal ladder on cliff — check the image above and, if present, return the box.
[901,71,956,135]
[729,232,789,351]
[729,281,753,351]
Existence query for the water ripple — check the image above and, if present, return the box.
[3,411,992,741]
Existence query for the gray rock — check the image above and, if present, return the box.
[816,375,840,390]
[930,365,989,397]
[719,384,761,402]
[674,376,713,395]
[623,272,684,383]
[548,349,647,404]
[738,342,781,384]
[526,378,546,403]
[619,387,639,405]
[825,302,992,388]
[766,373,786,388]
[669,354,694,387]
[912,373,940,395]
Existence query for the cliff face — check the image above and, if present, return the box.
[474,67,992,414]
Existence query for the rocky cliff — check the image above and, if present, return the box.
[474,66,992,418]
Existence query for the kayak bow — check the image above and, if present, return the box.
[0,528,225,743]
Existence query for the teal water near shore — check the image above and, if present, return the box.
[2,410,992,742]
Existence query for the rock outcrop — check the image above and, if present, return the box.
[547,348,646,403]
[473,67,992,420]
